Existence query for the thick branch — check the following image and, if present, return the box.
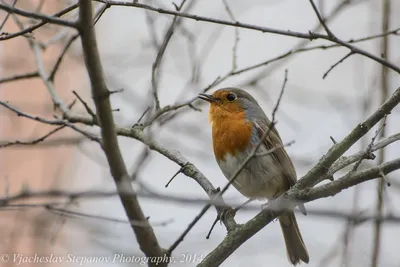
[296,87,400,189]
[77,0,166,264]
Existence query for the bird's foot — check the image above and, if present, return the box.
[219,206,237,224]
[261,200,272,211]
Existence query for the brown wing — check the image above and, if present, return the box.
[254,121,297,187]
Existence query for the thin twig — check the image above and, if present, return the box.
[0,100,99,142]
[49,4,109,81]
[151,0,187,110]
[0,0,16,31]
[378,167,391,186]
[92,0,400,73]
[240,0,381,86]
[0,71,39,84]
[323,51,354,79]
[142,27,399,128]
[46,206,173,227]
[137,107,150,124]
[72,90,97,122]
[32,42,70,113]
[130,146,151,181]
[0,2,78,29]
[350,115,387,173]
[2,187,400,224]
[11,14,71,115]
[165,163,189,188]
[222,0,239,71]
[0,126,65,148]
[308,0,335,37]
[0,3,79,41]
[255,140,295,157]
[48,33,79,81]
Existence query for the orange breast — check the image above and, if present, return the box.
[210,107,253,162]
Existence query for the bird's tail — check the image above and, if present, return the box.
[279,212,309,265]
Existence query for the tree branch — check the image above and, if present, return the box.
[0,2,78,29]
[92,0,400,74]
[0,3,78,41]
[296,86,400,189]
[77,0,166,264]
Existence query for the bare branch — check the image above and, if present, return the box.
[0,71,39,84]
[0,126,65,148]
[296,86,400,189]
[350,115,386,173]
[0,3,78,41]
[2,183,400,225]
[49,4,109,81]
[46,206,173,227]
[92,0,400,73]
[0,100,99,141]
[139,26,399,128]
[72,90,97,122]
[240,0,381,86]
[323,51,354,79]
[151,0,187,110]
[32,42,70,113]
[328,132,400,175]
[48,33,79,81]
[222,0,239,71]
[0,0,16,32]
[0,2,78,29]
[308,0,335,37]
[130,146,151,182]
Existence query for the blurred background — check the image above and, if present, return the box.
[0,0,399,266]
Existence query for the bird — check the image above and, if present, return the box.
[198,87,309,265]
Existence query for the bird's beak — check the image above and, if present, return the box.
[198,93,219,103]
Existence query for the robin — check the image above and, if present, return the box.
[198,88,309,265]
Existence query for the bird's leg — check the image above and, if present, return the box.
[206,198,255,238]
[234,198,255,212]
[261,199,276,211]
[261,201,268,210]
[261,200,280,222]
[261,198,308,216]
[218,206,236,227]
[218,197,255,224]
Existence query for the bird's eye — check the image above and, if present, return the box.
[226,93,236,101]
